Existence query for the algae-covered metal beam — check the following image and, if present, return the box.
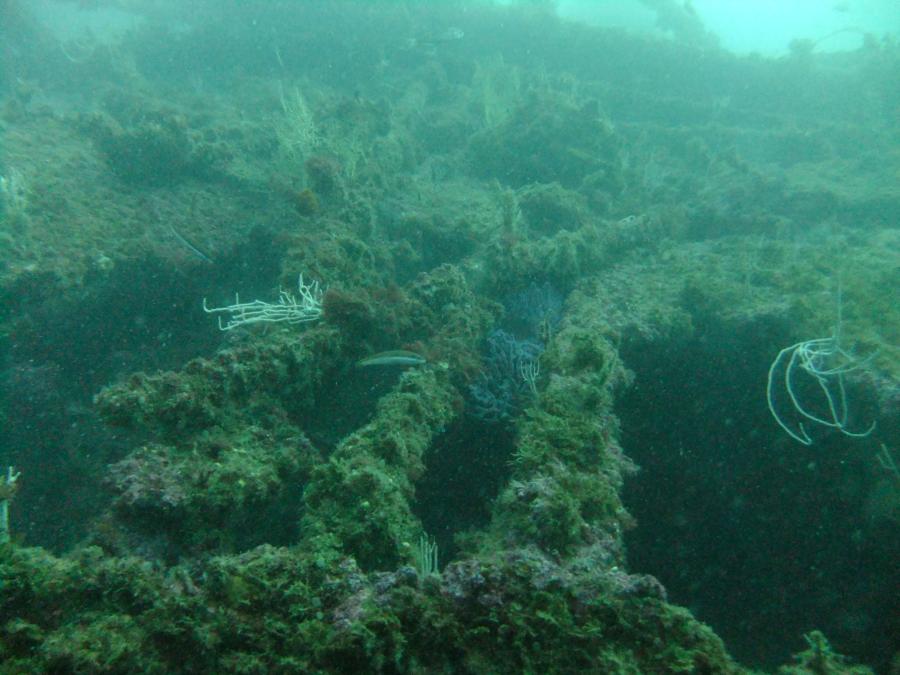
[300,367,458,571]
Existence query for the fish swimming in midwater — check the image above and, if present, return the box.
[401,27,465,52]
[356,350,426,367]
[169,224,214,264]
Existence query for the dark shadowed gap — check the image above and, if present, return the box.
[616,317,897,671]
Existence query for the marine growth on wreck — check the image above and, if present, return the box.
[0,1,898,673]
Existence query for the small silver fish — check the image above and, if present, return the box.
[169,224,213,264]
[356,350,426,368]
[439,27,465,42]
[401,27,464,52]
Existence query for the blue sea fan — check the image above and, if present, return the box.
[503,282,563,342]
[469,330,543,422]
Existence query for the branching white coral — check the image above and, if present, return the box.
[276,83,321,159]
[203,274,323,331]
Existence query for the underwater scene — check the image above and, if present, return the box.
[1,0,898,672]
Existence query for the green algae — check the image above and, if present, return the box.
[0,2,896,672]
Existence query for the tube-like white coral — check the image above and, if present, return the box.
[203,274,323,331]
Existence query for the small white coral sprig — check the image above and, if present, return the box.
[0,466,21,545]
[0,168,28,213]
[203,274,323,331]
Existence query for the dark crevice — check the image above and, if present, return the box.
[617,317,898,671]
